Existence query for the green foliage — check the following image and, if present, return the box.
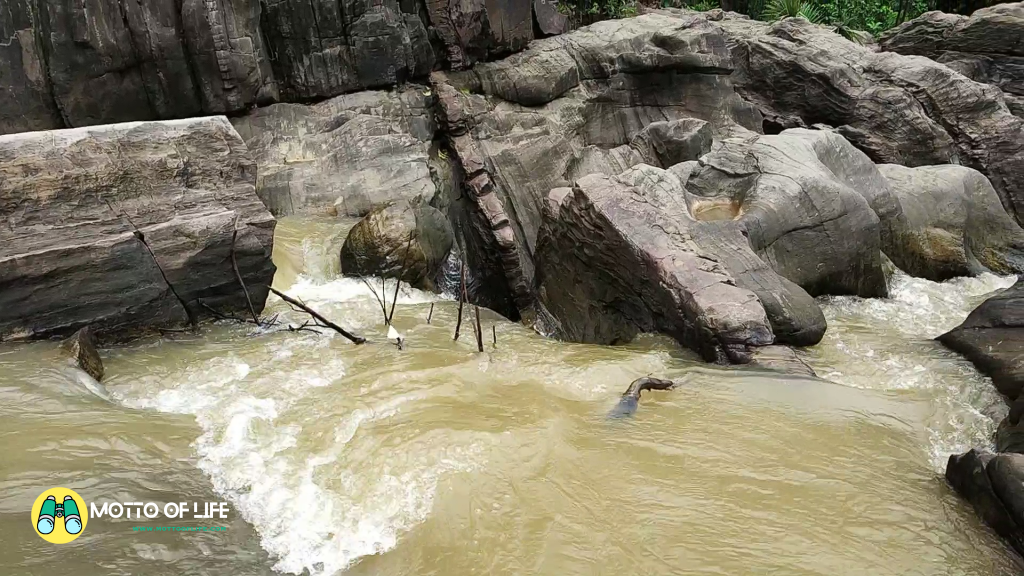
[559,0,640,21]
[765,0,823,21]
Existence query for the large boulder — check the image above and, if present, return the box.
[876,164,1024,279]
[0,117,276,340]
[879,4,1024,104]
[719,16,1024,227]
[534,163,825,363]
[938,278,1024,399]
[232,86,438,217]
[340,199,454,291]
[686,129,889,298]
[431,13,764,319]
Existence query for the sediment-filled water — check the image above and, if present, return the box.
[2,217,1020,575]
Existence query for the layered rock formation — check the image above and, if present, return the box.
[879,4,1024,115]
[431,12,764,320]
[0,117,276,340]
[717,15,1024,227]
[232,86,438,216]
[0,0,572,136]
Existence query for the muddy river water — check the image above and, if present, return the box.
[1,217,1020,575]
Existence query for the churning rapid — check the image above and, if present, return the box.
[1,217,1020,575]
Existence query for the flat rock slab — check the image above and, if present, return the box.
[0,117,276,340]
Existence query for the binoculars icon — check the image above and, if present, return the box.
[37,495,82,535]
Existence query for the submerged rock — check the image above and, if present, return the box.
[0,117,277,340]
[721,16,1024,227]
[340,200,454,291]
[59,326,104,382]
[938,278,1024,400]
[232,87,438,217]
[877,164,1024,279]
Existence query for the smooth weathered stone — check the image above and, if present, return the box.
[0,117,276,340]
[721,16,1024,226]
[59,326,104,382]
[630,118,713,167]
[340,200,454,291]
[939,278,1024,400]
[877,164,1024,279]
[946,449,1024,556]
[687,130,889,298]
[232,87,438,217]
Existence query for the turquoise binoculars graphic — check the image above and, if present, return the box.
[37,495,83,535]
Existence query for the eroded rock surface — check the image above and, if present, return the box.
[719,16,1024,226]
[0,117,276,340]
[946,449,1024,557]
[431,13,764,318]
[880,4,1024,104]
[233,86,438,217]
[534,164,825,363]
[877,164,1024,279]
[59,326,104,382]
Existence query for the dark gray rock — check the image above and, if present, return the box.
[534,164,825,363]
[425,0,533,70]
[232,86,438,217]
[721,16,1024,227]
[877,164,1024,279]
[533,0,568,36]
[938,278,1024,399]
[0,117,277,340]
[59,326,104,382]
[945,449,1024,556]
[340,200,454,291]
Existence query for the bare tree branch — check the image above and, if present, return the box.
[269,286,366,344]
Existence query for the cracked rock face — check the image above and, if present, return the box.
[720,16,1024,227]
[232,86,438,217]
[0,116,276,340]
[430,13,764,319]
[534,163,826,363]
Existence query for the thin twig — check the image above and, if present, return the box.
[269,287,365,344]
[199,300,247,323]
[287,320,323,335]
[359,275,388,320]
[427,303,434,324]
[474,305,483,352]
[454,261,466,341]
[388,232,414,325]
[230,225,261,326]
[492,325,496,348]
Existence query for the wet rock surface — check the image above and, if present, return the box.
[0,117,276,340]
[59,326,104,382]
[340,200,454,291]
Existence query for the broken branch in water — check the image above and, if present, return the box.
[230,225,261,326]
[269,286,366,344]
[287,319,323,335]
[454,260,466,341]
[474,306,483,352]
[388,232,414,325]
[359,275,388,322]
[492,324,496,348]
[427,303,434,324]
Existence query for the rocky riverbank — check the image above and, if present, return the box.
[3,0,1024,562]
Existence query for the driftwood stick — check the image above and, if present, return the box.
[230,227,261,326]
[269,286,365,344]
[427,303,434,324]
[454,261,465,341]
[359,275,388,321]
[492,325,496,347]
[474,305,483,352]
[198,300,247,323]
[389,232,414,325]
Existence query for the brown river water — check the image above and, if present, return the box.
[1,216,1021,575]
